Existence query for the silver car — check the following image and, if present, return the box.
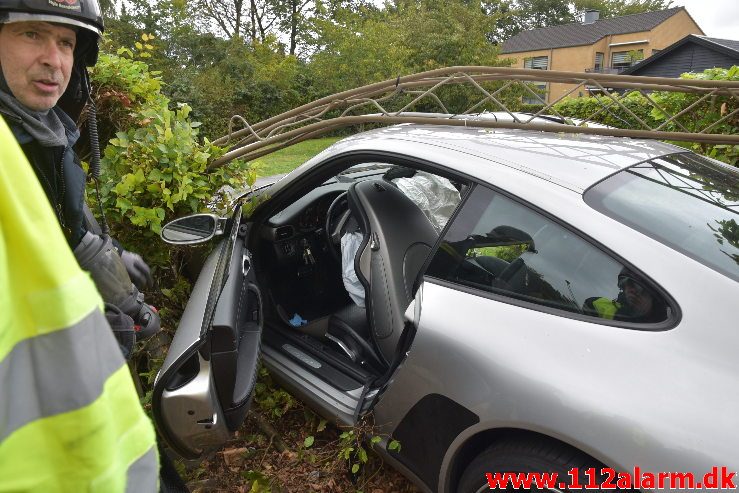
[154,122,739,492]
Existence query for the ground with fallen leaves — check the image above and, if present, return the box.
[144,273,418,493]
[178,369,419,493]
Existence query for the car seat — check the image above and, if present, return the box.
[327,179,439,366]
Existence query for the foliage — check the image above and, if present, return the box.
[335,419,401,478]
[627,48,644,63]
[308,0,507,96]
[88,48,252,264]
[552,66,739,166]
[573,0,673,18]
[241,470,273,492]
[553,90,658,129]
[649,67,739,165]
[103,0,516,137]
[254,365,297,418]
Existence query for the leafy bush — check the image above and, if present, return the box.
[553,90,658,130]
[89,46,253,263]
[552,66,739,166]
[649,67,739,165]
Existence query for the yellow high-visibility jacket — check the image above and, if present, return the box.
[0,118,158,492]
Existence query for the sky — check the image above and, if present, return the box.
[673,0,738,40]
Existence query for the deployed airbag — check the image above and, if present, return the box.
[341,231,365,307]
[393,171,460,232]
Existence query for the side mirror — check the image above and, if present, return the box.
[160,214,226,245]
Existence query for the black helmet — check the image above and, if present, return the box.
[0,0,104,66]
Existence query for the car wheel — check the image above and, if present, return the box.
[458,438,632,492]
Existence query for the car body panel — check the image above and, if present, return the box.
[261,133,737,490]
[373,227,739,491]
[161,121,738,491]
[316,126,682,191]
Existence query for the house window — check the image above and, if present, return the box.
[522,56,548,103]
[594,52,604,71]
[524,56,549,70]
[611,50,643,70]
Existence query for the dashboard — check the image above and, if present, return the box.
[258,164,398,266]
[260,183,349,264]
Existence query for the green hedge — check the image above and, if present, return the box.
[552,67,739,166]
[89,50,254,264]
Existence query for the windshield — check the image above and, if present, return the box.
[585,153,739,282]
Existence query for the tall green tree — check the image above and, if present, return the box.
[310,0,506,91]
[573,0,673,18]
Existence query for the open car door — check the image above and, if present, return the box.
[152,205,263,459]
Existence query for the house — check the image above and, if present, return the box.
[500,7,704,103]
[621,34,739,77]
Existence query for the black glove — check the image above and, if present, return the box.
[104,303,136,360]
[121,250,153,289]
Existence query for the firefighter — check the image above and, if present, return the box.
[0,0,159,357]
[584,268,667,323]
[0,116,158,491]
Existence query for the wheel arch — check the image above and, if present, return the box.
[442,427,613,493]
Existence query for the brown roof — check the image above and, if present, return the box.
[500,7,686,54]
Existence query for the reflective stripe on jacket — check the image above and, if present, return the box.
[0,119,158,492]
[591,297,621,320]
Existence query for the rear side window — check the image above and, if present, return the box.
[426,185,671,325]
[585,153,739,282]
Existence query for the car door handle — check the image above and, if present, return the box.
[196,412,218,429]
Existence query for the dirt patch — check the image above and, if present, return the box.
[182,407,419,493]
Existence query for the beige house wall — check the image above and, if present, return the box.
[506,9,705,103]
[649,9,704,54]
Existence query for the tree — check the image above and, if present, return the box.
[308,0,506,98]
[484,0,576,42]
[271,0,314,55]
[572,0,673,19]
[99,0,117,17]
[196,0,250,39]
[193,0,320,53]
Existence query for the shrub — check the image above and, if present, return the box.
[89,48,254,264]
[553,91,658,130]
[649,67,739,165]
[552,66,739,166]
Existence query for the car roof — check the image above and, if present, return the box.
[328,123,684,192]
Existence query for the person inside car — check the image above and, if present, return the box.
[0,0,159,357]
[583,268,667,323]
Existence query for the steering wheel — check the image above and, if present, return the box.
[324,192,352,262]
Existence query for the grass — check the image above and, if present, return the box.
[250,137,343,177]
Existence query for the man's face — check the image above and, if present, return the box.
[0,21,76,111]
[621,278,653,316]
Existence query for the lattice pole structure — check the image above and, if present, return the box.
[208,66,739,170]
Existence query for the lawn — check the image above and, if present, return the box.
[250,137,343,177]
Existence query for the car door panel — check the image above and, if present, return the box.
[209,245,262,431]
[154,208,263,459]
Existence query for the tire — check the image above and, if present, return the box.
[458,438,633,492]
